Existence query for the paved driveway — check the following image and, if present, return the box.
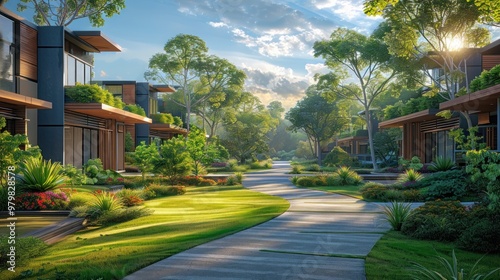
[125,161,391,280]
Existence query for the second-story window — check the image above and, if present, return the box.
[0,14,14,92]
[65,53,92,86]
[104,85,123,100]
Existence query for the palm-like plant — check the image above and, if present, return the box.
[86,191,124,219]
[18,157,66,192]
[381,201,413,231]
[410,250,500,280]
[429,156,456,172]
[398,168,424,183]
[331,166,363,186]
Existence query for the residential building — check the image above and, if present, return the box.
[0,7,151,171]
[379,39,500,163]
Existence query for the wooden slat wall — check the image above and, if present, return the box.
[19,23,37,81]
[123,84,136,104]
[483,55,500,71]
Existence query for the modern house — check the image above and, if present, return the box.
[379,39,500,163]
[0,7,152,170]
[94,80,187,147]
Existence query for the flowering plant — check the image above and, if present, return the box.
[16,191,69,210]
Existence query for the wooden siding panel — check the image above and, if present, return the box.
[19,23,38,81]
[123,84,136,104]
[483,55,500,71]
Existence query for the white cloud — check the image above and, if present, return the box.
[100,70,107,77]
[209,21,228,28]
[305,63,329,83]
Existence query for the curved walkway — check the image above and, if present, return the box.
[125,161,391,280]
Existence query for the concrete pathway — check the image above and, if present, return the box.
[125,161,391,280]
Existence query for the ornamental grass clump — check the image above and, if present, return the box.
[329,166,363,186]
[381,201,413,231]
[398,169,424,184]
[428,156,456,172]
[18,157,66,192]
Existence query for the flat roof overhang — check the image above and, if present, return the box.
[65,103,152,124]
[0,90,52,109]
[379,109,441,128]
[150,123,188,135]
[72,31,122,52]
[337,136,368,142]
[439,84,500,114]
[151,85,176,93]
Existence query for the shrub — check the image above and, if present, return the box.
[417,170,469,201]
[428,156,456,172]
[457,205,500,253]
[304,164,321,172]
[146,183,186,197]
[83,158,104,184]
[65,83,116,107]
[0,237,47,268]
[470,64,500,92]
[123,104,146,116]
[62,164,87,186]
[234,172,243,183]
[95,207,154,225]
[139,186,157,200]
[116,189,144,207]
[290,176,299,184]
[16,191,69,210]
[323,146,352,167]
[401,200,468,242]
[381,201,413,231]
[397,169,423,183]
[400,189,424,202]
[225,176,239,186]
[67,192,94,209]
[399,156,423,171]
[361,182,388,200]
[86,191,124,219]
[329,166,363,186]
[289,165,303,174]
[18,157,66,192]
[150,113,174,124]
[296,176,317,187]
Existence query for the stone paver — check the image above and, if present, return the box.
[125,161,391,280]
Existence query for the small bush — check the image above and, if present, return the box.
[0,237,47,268]
[401,200,468,242]
[329,166,363,186]
[226,176,240,186]
[289,165,303,174]
[146,183,186,197]
[62,164,87,186]
[95,207,153,225]
[296,176,317,187]
[429,156,456,172]
[16,191,69,210]
[417,170,469,200]
[291,176,299,184]
[116,189,144,206]
[323,146,352,167]
[361,182,388,200]
[457,205,500,253]
[234,172,243,183]
[139,187,157,200]
[400,189,424,202]
[304,164,321,172]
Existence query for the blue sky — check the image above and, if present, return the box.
[4,0,499,109]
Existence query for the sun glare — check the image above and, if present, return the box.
[445,36,464,51]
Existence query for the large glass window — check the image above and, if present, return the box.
[65,53,92,86]
[0,14,14,92]
[65,126,99,168]
[105,85,123,100]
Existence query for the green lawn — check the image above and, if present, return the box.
[366,231,500,279]
[1,185,289,280]
[303,185,364,199]
[2,216,68,236]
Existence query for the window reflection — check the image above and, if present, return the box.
[0,14,14,92]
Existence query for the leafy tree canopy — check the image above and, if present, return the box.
[16,0,125,27]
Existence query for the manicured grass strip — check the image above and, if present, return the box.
[288,210,382,214]
[1,185,289,280]
[303,185,363,199]
[299,231,387,234]
[366,231,500,280]
[260,249,366,259]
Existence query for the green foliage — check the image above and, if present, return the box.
[398,169,424,183]
[417,170,469,201]
[465,149,500,211]
[155,136,192,185]
[289,165,303,174]
[401,200,468,242]
[428,156,456,172]
[0,237,47,269]
[17,0,126,27]
[399,156,423,171]
[410,250,500,280]
[116,189,144,206]
[133,141,159,181]
[382,95,446,121]
[150,113,175,124]
[83,158,104,184]
[16,191,69,210]
[234,172,243,184]
[66,192,94,209]
[450,127,486,151]
[95,207,154,225]
[65,84,116,107]
[329,166,363,186]
[361,182,389,200]
[470,64,500,92]
[125,132,134,153]
[123,104,146,116]
[296,176,318,187]
[457,205,500,253]
[187,126,229,176]
[382,201,413,231]
[0,117,41,187]
[62,164,87,186]
[71,191,124,221]
[373,128,400,166]
[145,183,186,197]
[173,116,183,127]
[18,156,66,192]
[323,146,352,167]
[303,163,321,172]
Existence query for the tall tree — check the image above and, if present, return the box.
[313,27,400,170]
[286,86,349,165]
[146,35,245,132]
[17,0,125,27]
[220,93,277,163]
[364,0,495,128]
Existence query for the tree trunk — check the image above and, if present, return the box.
[365,108,379,171]
[316,137,322,166]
